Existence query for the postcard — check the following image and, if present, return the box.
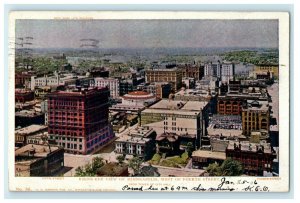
[8,11,289,192]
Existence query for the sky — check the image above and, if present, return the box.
[15,19,278,49]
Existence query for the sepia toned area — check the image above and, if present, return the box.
[13,17,281,180]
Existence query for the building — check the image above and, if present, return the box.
[141,100,209,152]
[242,100,270,136]
[139,82,172,99]
[226,140,276,176]
[15,71,35,88]
[217,85,269,115]
[110,91,158,114]
[179,64,204,81]
[217,98,243,115]
[221,62,235,84]
[15,144,64,177]
[93,77,119,98]
[204,61,222,79]
[30,72,89,90]
[119,80,134,96]
[15,110,45,128]
[15,124,48,147]
[155,83,172,99]
[254,64,279,79]
[192,150,226,169]
[47,87,115,155]
[182,77,195,89]
[121,91,157,107]
[15,89,35,103]
[89,67,110,78]
[145,68,182,91]
[115,126,156,160]
[207,114,243,138]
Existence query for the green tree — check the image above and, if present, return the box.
[116,155,125,164]
[206,158,244,176]
[220,158,244,176]
[206,162,222,176]
[74,157,104,177]
[128,156,143,176]
[185,142,194,157]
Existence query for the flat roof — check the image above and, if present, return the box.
[142,108,200,116]
[149,100,186,110]
[15,125,47,135]
[181,101,208,111]
[15,144,61,158]
[227,141,272,153]
[192,150,226,160]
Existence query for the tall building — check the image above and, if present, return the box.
[47,87,115,155]
[204,62,222,79]
[145,68,182,91]
[93,77,119,98]
[242,100,270,136]
[179,64,204,81]
[141,100,209,151]
[221,62,235,84]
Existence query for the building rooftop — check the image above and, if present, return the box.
[15,125,47,136]
[15,110,44,117]
[149,99,186,110]
[146,68,180,72]
[243,100,269,111]
[227,140,273,153]
[142,108,200,116]
[175,89,210,97]
[48,87,108,97]
[15,144,61,158]
[192,150,226,160]
[181,101,208,111]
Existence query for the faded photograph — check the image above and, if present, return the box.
[14,18,280,179]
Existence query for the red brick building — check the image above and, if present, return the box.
[226,141,276,176]
[47,87,114,154]
[15,89,35,103]
[15,71,35,88]
[217,98,243,115]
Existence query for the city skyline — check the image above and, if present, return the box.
[16,19,278,49]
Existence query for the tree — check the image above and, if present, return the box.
[206,162,222,176]
[206,158,244,176]
[74,157,104,177]
[116,155,125,164]
[128,156,143,176]
[185,142,194,157]
[220,158,243,176]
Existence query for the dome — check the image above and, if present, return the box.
[127,91,150,96]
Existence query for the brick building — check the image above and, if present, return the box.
[217,98,243,115]
[242,100,270,136]
[15,89,35,103]
[15,144,64,177]
[226,141,276,176]
[47,87,115,155]
[145,68,182,91]
[179,64,204,81]
[15,71,35,88]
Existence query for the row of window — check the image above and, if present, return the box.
[58,142,82,150]
[50,136,83,142]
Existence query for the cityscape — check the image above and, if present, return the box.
[14,19,279,178]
